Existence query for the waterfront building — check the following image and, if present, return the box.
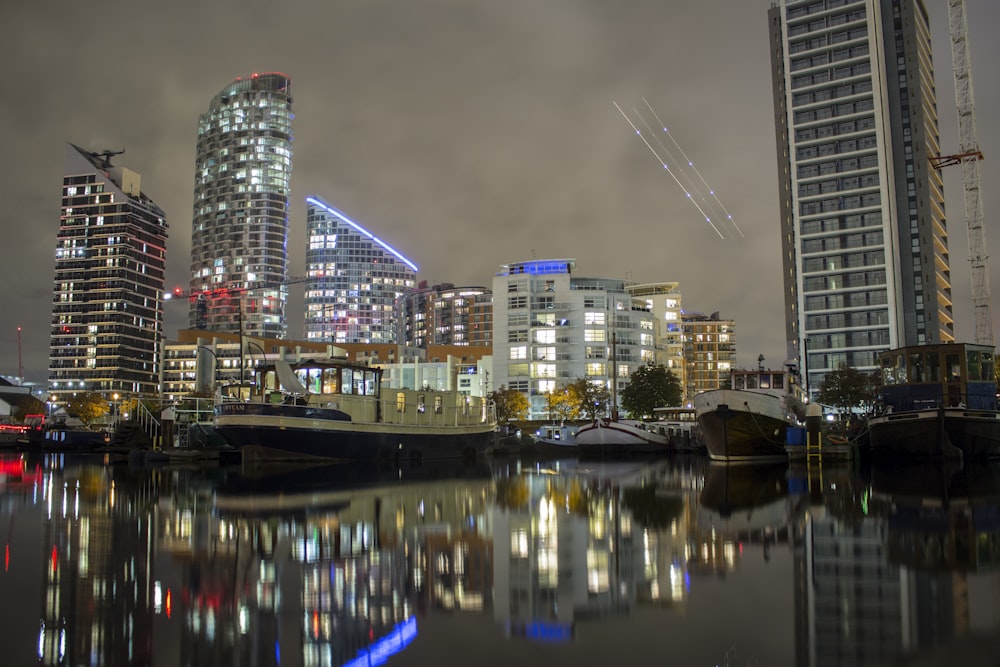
[397,281,493,349]
[492,259,657,420]
[162,331,491,400]
[681,311,736,403]
[626,282,685,394]
[49,144,168,405]
[188,72,293,338]
[303,196,417,344]
[768,0,953,395]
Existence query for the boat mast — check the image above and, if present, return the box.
[610,332,619,420]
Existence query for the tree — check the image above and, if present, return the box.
[567,378,611,421]
[817,365,882,416]
[66,392,110,426]
[488,385,529,424]
[545,387,580,422]
[620,364,682,419]
[12,396,45,421]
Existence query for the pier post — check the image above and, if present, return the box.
[806,402,823,460]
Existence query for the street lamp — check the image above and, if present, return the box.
[112,392,120,428]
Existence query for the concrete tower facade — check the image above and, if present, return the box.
[49,144,168,403]
[769,0,952,393]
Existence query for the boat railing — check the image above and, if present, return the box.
[241,388,496,428]
[132,400,163,450]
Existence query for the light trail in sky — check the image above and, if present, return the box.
[642,97,743,238]
[613,100,740,240]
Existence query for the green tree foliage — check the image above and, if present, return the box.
[620,364,683,419]
[12,396,45,421]
[817,365,882,415]
[489,385,529,424]
[545,387,580,422]
[567,378,611,420]
[66,392,110,426]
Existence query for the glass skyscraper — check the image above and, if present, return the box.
[49,144,168,404]
[189,72,293,338]
[304,196,418,344]
[769,0,953,394]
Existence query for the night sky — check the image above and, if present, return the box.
[2,0,998,387]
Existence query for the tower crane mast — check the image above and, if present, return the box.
[932,0,993,345]
[165,275,314,330]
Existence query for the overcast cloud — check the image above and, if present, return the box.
[1,0,997,386]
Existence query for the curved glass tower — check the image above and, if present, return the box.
[189,72,293,338]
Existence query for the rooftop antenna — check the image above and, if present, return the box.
[88,149,125,169]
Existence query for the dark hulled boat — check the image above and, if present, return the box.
[694,364,807,462]
[214,357,497,463]
[868,343,1000,460]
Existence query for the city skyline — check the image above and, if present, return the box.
[1,1,998,386]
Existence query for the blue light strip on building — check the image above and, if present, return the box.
[306,196,419,272]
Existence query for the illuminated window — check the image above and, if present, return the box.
[396,392,406,413]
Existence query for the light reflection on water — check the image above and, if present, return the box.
[0,451,998,666]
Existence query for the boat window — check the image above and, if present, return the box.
[463,396,470,416]
[396,392,406,413]
[417,394,426,413]
[773,374,784,390]
[925,351,941,383]
[909,353,925,383]
[967,350,982,381]
[880,355,896,385]
[341,368,353,394]
[946,353,962,382]
[434,395,443,414]
[746,374,758,389]
[322,368,339,394]
[308,369,323,393]
[982,350,995,382]
[759,374,771,389]
[734,374,745,390]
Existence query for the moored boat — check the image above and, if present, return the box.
[213,357,497,463]
[694,363,807,462]
[867,342,1000,460]
[574,418,673,457]
[573,333,673,458]
[529,423,581,458]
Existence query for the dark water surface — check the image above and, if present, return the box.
[0,451,998,666]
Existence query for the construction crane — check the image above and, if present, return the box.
[164,275,313,330]
[930,0,993,346]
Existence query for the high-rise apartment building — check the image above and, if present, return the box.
[303,196,418,344]
[492,259,657,420]
[681,311,736,402]
[769,0,953,393]
[189,72,293,338]
[397,282,493,349]
[49,144,168,404]
[626,282,685,385]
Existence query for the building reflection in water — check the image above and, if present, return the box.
[492,457,715,640]
[793,460,1000,667]
[0,452,998,666]
[155,462,496,666]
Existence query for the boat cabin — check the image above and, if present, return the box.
[879,343,997,412]
[730,368,798,394]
